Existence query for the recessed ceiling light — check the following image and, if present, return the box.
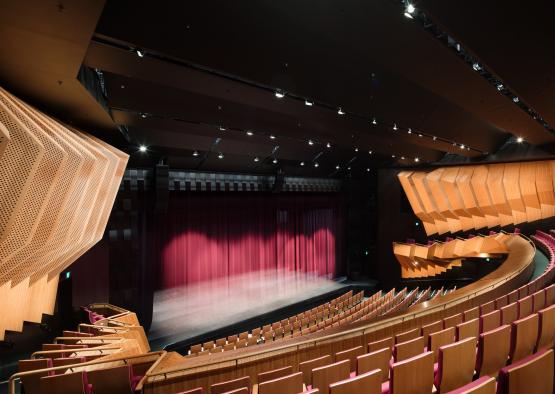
[516,137,524,143]
[120,85,125,89]
[136,49,145,58]
[275,91,285,98]
[138,145,147,153]
[513,96,519,103]
[368,150,373,154]
[418,134,423,138]
[366,168,371,172]
[354,147,359,152]
[326,142,331,148]
[472,63,481,71]
[414,157,419,162]
[246,131,254,136]
[314,162,319,168]
[218,153,224,159]
[270,134,276,140]
[393,124,398,131]
[254,157,260,162]
[300,161,305,166]
[497,83,504,91]
[404,12,413,18]
[192,150,199,157]
[407,128,412,134]
[347,166,351,170]
[460,144,465,149]
[401,156,405,160]
[392,154,396,158]
[336,165,340,170]
[337,107,345,115]
[372,118,377,125]
[308,139,314,146]
[219,126,226,131]
[273,158,278,164]
[140,113,147,118]
[305,100,313,106]
[432,136,437,141]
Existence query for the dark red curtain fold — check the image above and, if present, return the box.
[155,192,343,289]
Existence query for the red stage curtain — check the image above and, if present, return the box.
[156,193,343,289]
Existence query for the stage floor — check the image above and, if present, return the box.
[148,270,354,351]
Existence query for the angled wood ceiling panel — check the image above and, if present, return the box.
[398,160,555,235]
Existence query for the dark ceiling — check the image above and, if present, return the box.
[1,0,554,177]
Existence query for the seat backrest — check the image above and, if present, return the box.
[428,327,455,362]
[444,375,496,394]
[19,359,54,394]
[532,290,546,313]
[457,318,479,341]
[517,295,533,319]
[443,313,463,329]
[395,328,419,344]
[497,349,554,394]
[87,365,132,394]
[356,347,391,382]
[258,366,293,384]
[435,337,476,393]
[52,357,86,368]
[476,324,511,377]
[479,301,495,316]
[221,389,248,394]
[545,284,555,306]
[517,286,528,299]
[480,310,500,333]
[211,376,251,394]
[537,303,555,350]
[258,372,303,394]
[299,355,332,385]
[190,344,202,354]
[329,369,381,394]
[203,341,214,349]
[311,359,350,394]
[463,306,479,322]
[390,351,434,394]
[177,388,203,394]
[334,345,364,372]
[368,336,393,352]
[508,290,519,304]
[40,371,90,394]
[501,302,518,326]
[495,295,509,310]
[510,313,539,363]
[421,320,443,345]
[394,336,425,362]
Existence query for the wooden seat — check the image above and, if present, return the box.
[203,341,215,350]
[463,306,479,322]
[258,372,303,394]
[334,345,364,372]
[517,295,533,319]
[394,336,425,362]
[387,351,434,394]
[480,310,500,333]
[497,349,554,394]
[508,290,519,304]
[227,335,238,343]
[356,347,391,382]
[495,295,509,310]
[509,313,539,363]
[434,337,476,393]
[532,290,546,313]
[501,302,518,325]
[517,286,528,299]
[258,366,293,384]
[328,369,381,394]
[443,313,463,329]
[311,359,350,394]
[479,301,495,316]
[443,375,496,394]
[476,324,511,377]
[210,346,223,354]
[536,303,555,350]
[421,320,443,345]
[299,355,332,385]
[457,318,479,341]
[368,336,393,352]
[216,338,227,347]
[545,284,555,306]
[52,357,86,367]
[221,389,248,394]
[40,371,91,394]
[19,358,54,394]
[87,365,133,394]
[211,376,251,394]
[224,343,236,351]
[428,327,455,362]
[190,344,202,354]
[395,328,419,344]
[177,388,203,394]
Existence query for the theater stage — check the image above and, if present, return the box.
[148,270,376,353]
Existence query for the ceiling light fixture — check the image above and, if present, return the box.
[300,161,305,166]
[460,144,465,149]
[305,100,313,106]
[138,145,147,153]
[407,128,412,134]
[326,142,331,148]
[218,153,224,159]
[254,157,260,162]
[497,83,504,91]
[472,63,481,71]
[401,156,405,160]
[269,134,276,140]
[219,126,226,131]
[273,158,278,164]
[336,165,340,170]
[372,118,377,125]
[314,162,319,168]
[354,147,359,152]
[516,137,524,143]
[308,139,314,146]
[393,124,398,131]
[368,150,373,154]
[192,150,199,157]
[414,157,419,162]
[513,96,519,103]
[136,49,145,58]
[140,113,147,118]
[404,3,415,18]
[337,107,345,115]
[275,91,285,98]
[418,134,423,138]
[246,131,254,136]
[432,136,437,141]
[392,154,396,158]
[366,168,371,172]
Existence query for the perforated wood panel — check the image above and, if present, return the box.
[398,160,555,235]
[0,87,128,340]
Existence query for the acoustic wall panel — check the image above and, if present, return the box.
[0,86,127,340]
[398,160,555,235]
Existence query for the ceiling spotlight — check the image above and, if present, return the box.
[472,63,481,71]
[393,123,398,131]
[414,157,420,162]
[405,3,415,16]
[347,166,351,170]
[219,126,226,131]
[136,49,145,58]
[455,43,461,52]
[407,128,412,134]
[314,162,319,168]
[418,134,423,138]
[401,156,405,160]
[336,165,340,170]
[218,153,224,159]
[275,91,285,98]
[392,154,396,158]
[300,161,305,166]
[272,158,278,164]
[404,12,413,19]
[254,157,260,162]
[326,142,331,148]
[452,142,457,146]
[337,107,345,115]
[269,134,276,140]
[140,113,147,119]
[366,168,371,172]
[138,145,147,153]
[308,139,314,146]
[372,118,377,125]
[354,147,359,152]
[368,150,373,154]
[305,100,313,106]
[246,131,254,136]
[513,96,519,103]
[192,150,199,157]
[460,144,465,149]
[516,137,524,143]
[497,83,504,91]
[432,136,437,141]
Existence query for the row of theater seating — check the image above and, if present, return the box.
[172,281,555,394]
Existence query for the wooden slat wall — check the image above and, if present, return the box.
[398,160,555,235]
[0,86,128,340]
